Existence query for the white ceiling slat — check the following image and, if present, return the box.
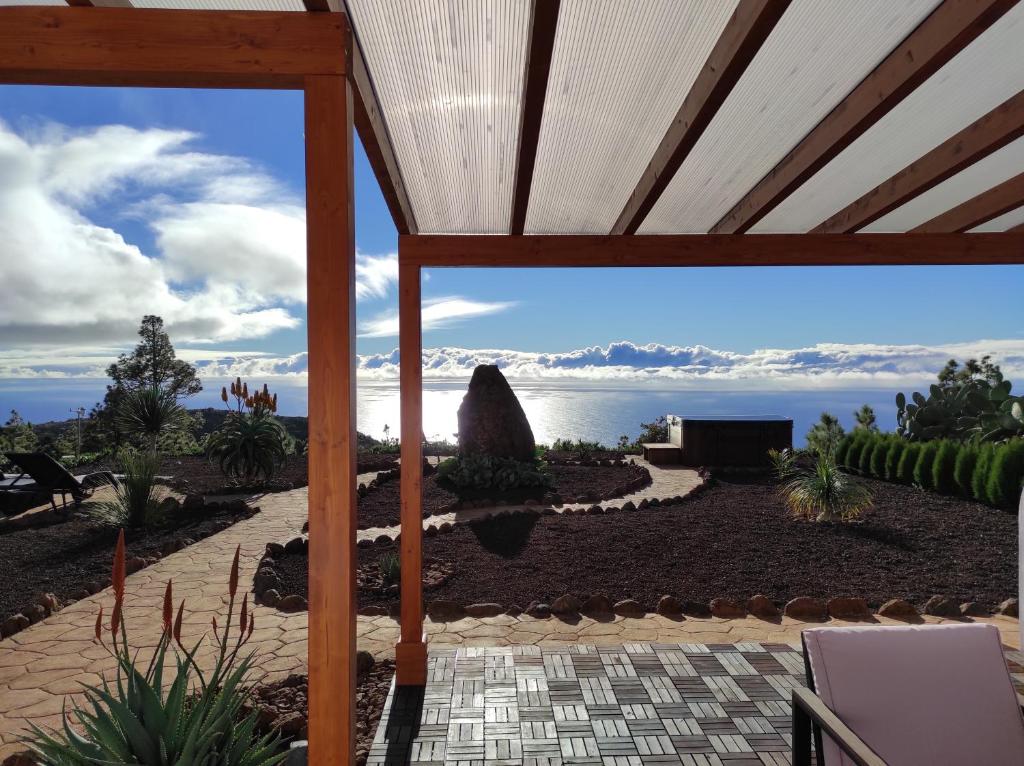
[130,0,305,9]
[638,0,941,234]
[524,0,739,235]
[753,2,1024,233]
[347,0,530,234]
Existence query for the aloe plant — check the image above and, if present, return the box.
[27,533,284,766]
[207,379,289,482]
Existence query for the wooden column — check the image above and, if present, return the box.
[304,74,358,764]
[396,256,427,684]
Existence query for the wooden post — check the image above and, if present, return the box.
[304,74,358,764]
[396,256,427,684]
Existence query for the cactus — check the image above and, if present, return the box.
[896,371,1024,443]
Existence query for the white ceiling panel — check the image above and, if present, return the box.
[524,0,739,234]
[862,135,1024,232]
[970,205,1024,232]
[638,0,941,234]
[753,2,1024,233]
[348,0,530,234]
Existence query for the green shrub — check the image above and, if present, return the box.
[90,450,162,527]
[437,453,552,492]
[845,434,866,473]
[972,443,996,503]
[913,442,939,489]
[858,435,877,476]
[834,435,854,468]
[767,448,799,484]
[985,440,1024,509]
[869,436,888,479]
[931,441,959,495]
[378,551,400,585]
[953,444,979,497]
[806,412,846,458]
[29,536,284,766]
[897,443,921,484]
[884,439,905,481]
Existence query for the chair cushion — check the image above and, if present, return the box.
[803,623,1024,765]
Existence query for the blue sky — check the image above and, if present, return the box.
[1,84,1023,417]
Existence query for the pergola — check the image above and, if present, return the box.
[2,0,1023,762]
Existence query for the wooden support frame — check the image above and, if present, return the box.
[710,0,1020,234]
[0,8,361,763]
[509,0,562,235]
[396,258,427,684]
[399,233,1024,268]
[912,172,1024,232]
[611,0,791,235]
[0,6,347,88]
[813,89,1024,233]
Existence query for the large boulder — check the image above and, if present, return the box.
[457,365,535,462]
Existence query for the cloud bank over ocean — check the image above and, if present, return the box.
[5,339,1024,390]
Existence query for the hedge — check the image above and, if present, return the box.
[836,431,1023,510]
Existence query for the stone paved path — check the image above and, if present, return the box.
[0,463,1018,758]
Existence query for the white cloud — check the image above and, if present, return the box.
[0,119,402,350]
[358,297,518,338]
[5,338,1023,391]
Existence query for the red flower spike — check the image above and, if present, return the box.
[212,616,219,641]
[94,606,104,644]
[162,581,173,634]
[246,615,255,642]
[173,600,185,645]
[112,530,126,602]
[110,602,121,637]
[229,545,240,598]
[221,386,228,403]
[238,594,249,637]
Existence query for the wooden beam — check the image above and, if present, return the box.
[509,0,561,235]
[396,258,427,685]
[911,172,1024,232]
[611,0,791,235]
[1010,221,1024,232]
[351,20,418,235]
[304,74,358,765]
[0,7,346,89]
[815,90,1024,233]
[399,233,1024,268]
[711,0,1020,234]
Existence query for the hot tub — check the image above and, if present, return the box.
[668,414,792,467]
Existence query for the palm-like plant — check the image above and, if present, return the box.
[116,386,188,455]
[781,453,873,523]
[207,379,289,483]
[27,533,284,765]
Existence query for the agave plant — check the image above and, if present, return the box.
[27,532,284,766]
[90,449,162,527]
[781,453,873,523]
[207,379,289,482]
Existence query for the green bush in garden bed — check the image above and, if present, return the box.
[834,430,1024,511]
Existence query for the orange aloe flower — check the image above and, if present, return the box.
[162,582,173,634]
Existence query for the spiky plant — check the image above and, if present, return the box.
[27,534,284,766]
[90,449,162,527]
[781,453,873,523]
[207,379,289,483]
[378,551,400,586]
[766,448,799,484]
[115,386,188,455]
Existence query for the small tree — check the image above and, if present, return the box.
[914,442,940,489]
[806,412,845,458]
[985,440,1024,509]
[897,442,921,484]
[931,441,959,495]
[972,443,996,503]
[953,444,979,497]
[0,410,38,455]
[884,439,904,481]
[854,404,878,432]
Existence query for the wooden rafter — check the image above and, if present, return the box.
[611,0,791,235]
[710,0,1020,234]
[1011,221,1024,232]
[911,172,1024,232]
[0,6,347,89]
[509,0,561,235]
[815,90,1024,233]
[399,233,1024,268]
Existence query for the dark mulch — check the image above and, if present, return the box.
[352,475,1017,611]
[251,659,393,766]
[75,452,398,495]
[354,463,650,531]
[543,450,626,462]
[0,505,257,619]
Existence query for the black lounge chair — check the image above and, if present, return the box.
[3,452,117,512]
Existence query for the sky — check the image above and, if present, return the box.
[0,85,1022,422]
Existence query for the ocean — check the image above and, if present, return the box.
[1,378,905,448]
